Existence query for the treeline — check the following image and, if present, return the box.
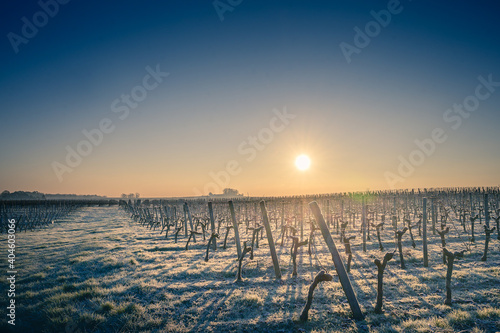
[0,190,106,200]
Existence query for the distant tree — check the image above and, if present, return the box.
[121,193,127,199]
[223,188,239,196]
[128,193,135,199]
[135,193,140,199]
[1,191,45,200]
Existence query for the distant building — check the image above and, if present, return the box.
[208,188,243,198]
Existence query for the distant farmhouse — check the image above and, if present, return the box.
[208,188,243,198]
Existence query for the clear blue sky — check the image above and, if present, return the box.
[1,0,499,197]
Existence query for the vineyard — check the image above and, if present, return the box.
[0,187,499,332]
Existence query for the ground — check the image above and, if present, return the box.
[0,206,499,332]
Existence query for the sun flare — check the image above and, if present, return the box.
[295,154,311,171]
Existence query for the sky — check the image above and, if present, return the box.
[1,0,499,198]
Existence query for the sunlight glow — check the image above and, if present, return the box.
[295,154,311,171]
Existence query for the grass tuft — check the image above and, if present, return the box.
[447,309,474,327]
[476,306,500,319]
[63,283,77,292]
[98,301,115,313]
[74,286,102,300]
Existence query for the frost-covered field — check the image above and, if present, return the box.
[1,206,499,332]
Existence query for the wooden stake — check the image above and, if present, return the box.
[228,201,242,259]
[309,201,364,320]
[260,201,281,280]
[362,197,367,252]
[484,194,490,228]
[208,202,217,250]
[422,198,428,267]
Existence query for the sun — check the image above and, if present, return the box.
[295,154,311,171]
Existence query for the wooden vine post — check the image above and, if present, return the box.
[309,201,364,320]
[422,197,428,267]
[393,196,398,240]
[362,197,367,252]
[228,200,242,260]
[308,220,317,256]
[183,204,188,237]
[484,194,490,228]
[281,201,285,233]
[470,193,476,242]
[185,202,195,235]
[339,198,344,235]
[300,200,304,241]
[326,199,330,228]
[260,201,281,280]
[208,202,217,250]
[431,197,436,235]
